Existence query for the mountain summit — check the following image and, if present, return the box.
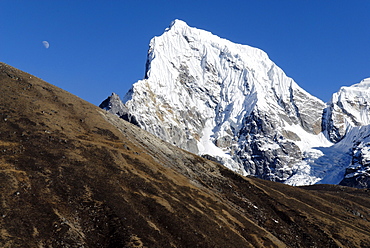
[101,20,370,188]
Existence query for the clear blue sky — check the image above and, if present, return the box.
[1,0,369,105]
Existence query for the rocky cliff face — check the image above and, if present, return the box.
[100,92,139,126]
[335,125,370,188]
[101,20,370,188]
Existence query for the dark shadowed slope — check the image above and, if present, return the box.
[0,62,369,247]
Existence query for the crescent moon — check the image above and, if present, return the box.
[42,41,50,49]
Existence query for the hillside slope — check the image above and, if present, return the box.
[1,62,370,247]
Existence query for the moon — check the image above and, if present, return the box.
[42,41,50,49]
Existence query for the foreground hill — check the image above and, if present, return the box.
[1,62,370,247]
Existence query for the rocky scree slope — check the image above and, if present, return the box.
[102,20,370,187]
[2,62,370,247]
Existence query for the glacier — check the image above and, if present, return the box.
[100,20,370,188]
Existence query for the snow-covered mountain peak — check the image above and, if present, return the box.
[352,77,370,87]
[167,19,189,31]
[324,77,370,142]
[142,19,320,111]
[152,19,272,70]
[102,21,370,188]
[113,20,328,182]
[337,77,370,97]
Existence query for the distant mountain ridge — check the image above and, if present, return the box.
[101,20,370,188]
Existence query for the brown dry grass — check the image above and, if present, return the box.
[0,62,369,247]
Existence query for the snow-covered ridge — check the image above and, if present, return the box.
[101,20,370,188]
[324,77,370,143]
